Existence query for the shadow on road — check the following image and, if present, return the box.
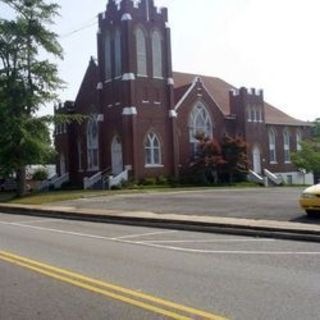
[291,215,320,225]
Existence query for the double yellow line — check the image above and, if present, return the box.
[0,251,228,320]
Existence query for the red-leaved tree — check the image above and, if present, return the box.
[187,133,225,184]
[220,135,248,183]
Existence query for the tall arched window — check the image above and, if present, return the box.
[104,31,112,80]
[135,27,147,76]
[189,104,213,142]
[87,118,99,170]
[114,29,122,77]
[268,128,277,163]
[189,104,213,154]
[283,129,291,163]
[145,132,161,166]
[296,130,302,151]
[152,30,163,78]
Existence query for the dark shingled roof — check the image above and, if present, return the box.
[173,71,310,127]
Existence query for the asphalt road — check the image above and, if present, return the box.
[1,212,320,319]
[51,187,319,223]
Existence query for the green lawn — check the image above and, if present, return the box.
[5,189,141,205]
[2,182,259,205]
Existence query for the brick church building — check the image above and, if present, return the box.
[55,0,313,189]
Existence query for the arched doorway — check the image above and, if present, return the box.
[111,136,123,175]
[252,146,262,174]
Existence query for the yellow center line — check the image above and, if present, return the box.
[0,251,229,320]
[0,253,191,320]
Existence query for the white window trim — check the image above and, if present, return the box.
[145,164,164,168]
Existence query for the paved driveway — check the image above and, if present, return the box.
[52,187,319,223]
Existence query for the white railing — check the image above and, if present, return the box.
[264,169,283,185]
[52,173,69,189]
[83,171,102,190]
[248,169,264,184]
[108,169,128,189]
[37,180,50,191]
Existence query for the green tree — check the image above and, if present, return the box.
[0,0,63,196]
[292,119,320,176]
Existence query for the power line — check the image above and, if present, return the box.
[59,0,178,39]
[59,16,98,38]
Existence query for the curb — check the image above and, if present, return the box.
[1,205,320,243]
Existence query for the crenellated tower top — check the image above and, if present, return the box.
[98,0,168,26]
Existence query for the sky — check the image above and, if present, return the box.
[2,0,320,121]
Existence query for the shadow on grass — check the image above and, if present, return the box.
[0,192,16,202]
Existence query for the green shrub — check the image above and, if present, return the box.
[32,169,48,181]
[156,175,168,185]
[139,177,157,186]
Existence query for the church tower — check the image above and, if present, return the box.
[96,0,177,180]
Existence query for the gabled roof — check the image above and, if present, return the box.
[173,71,310,127]
[75,57,99,108]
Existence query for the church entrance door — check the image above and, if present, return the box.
[111,136,123,175]
[252,146,262,174]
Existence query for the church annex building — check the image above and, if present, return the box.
[54,0,313,189]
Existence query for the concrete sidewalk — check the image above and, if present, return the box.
[1,203,320,242]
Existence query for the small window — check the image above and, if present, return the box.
[283,129,291,163]
[145,132,161,166]
[247,106,252,122]
[251,107,256,122]
[296,130,302,151]
[259,109,263,122]
[255,107,261,122]
[268,128,277,163]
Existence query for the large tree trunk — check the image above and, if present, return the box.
[16,167,26,197]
